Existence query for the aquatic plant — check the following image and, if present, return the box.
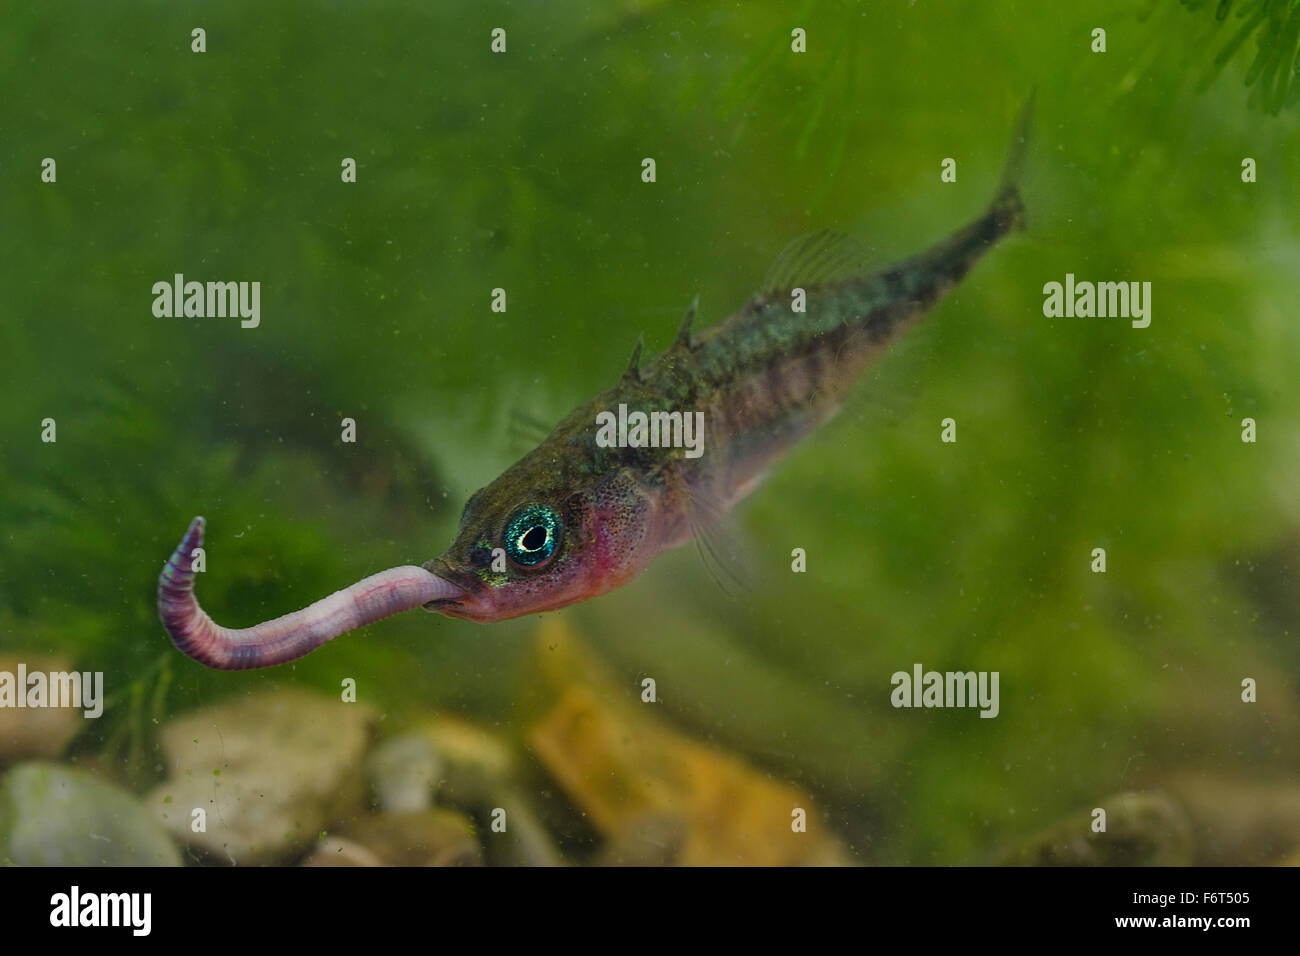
[1174,0,1300,113]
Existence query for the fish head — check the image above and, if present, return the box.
[424,457,659,623]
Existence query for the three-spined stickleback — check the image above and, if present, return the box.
[158,101,1031,669]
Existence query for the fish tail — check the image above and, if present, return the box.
[987,91,1034,235]
[904,94,1034,294]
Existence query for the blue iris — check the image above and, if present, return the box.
[504,505,561,566]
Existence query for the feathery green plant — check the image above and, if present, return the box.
[1178,0,1300,113]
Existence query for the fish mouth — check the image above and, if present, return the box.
[419,559,476,611]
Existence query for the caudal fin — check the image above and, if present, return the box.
[990,91,1034,233]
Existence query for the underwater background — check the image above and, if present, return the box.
[3,0,1300,865]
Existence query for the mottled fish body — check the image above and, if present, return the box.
[157,102,1030,667]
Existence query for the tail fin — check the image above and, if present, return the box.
[990,91,1034,233]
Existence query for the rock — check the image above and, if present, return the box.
[301,836,384,867]
[595,811,688,866]
[0,655,82,761]
[419,714,515,803]
[993,792,1195,866]
[0,762,181,866]
[145,688,376,865]
[366,734,441,813]
[994,775,1300,866]
[413,714,567,866]
[476,792,569,867]
[526,617,852,866]
[342,809,482,866]
[1163,772,1300,865]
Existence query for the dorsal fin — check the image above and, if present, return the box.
[672,296,699,351]
[622,334,645,383]
[761,229,879,294]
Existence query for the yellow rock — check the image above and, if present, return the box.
[527,616,849,866]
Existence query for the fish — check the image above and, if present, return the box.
[157,100,1032,670]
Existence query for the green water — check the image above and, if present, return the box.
[3,0,1299,865]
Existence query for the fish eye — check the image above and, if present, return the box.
[503,505,562,568]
